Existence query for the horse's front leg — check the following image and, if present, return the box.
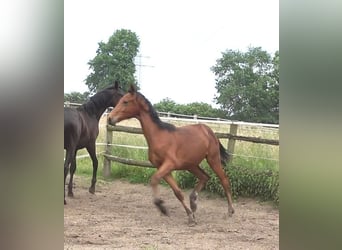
[68,156,77,197]
[87,145,98,194]
[163,174,196,226]
[150,164,173,216]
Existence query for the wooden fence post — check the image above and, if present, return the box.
[227,124,238,165]
[103,122,113,178]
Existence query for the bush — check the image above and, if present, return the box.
[223,165,278,205]
[76,157,279,205]
[174,164,279,205]
[175,171,197,189]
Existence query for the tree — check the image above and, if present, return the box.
[153,98,178,113]
[85,29,140,93]
[153,99,228,119]
[211,47,279,123]
[177,102,227,118]
[64,91,90,103]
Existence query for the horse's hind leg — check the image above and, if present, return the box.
[87,144,98,194]
[64,160,69,204]
[207,156,235,217]
[64,149,75,204]
[188,166,210,213]
[163,174,196,225]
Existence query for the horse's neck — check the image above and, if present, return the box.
[138,112,163,146]
[84,97,107,121]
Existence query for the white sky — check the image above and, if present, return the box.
[64,0,278,105]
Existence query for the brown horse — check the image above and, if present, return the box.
[107,85,234,224]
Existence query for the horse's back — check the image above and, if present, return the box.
[156,124,217,168]
[64,107,99,150]
[177,123,214,139]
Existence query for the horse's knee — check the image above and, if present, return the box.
[190,191,198,212]
[150,176,160,187]
[64,163,71,177]
[93,159,98,168]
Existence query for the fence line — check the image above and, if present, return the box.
[96,142,148,150]
[64,151,105,161]
[231,153,279,162]
[102,122,279,177]
[64,101,82,107]
[64,102,278,128]
[98,143,278,162]
[103,154,154,168]
[64,102,279,172]
[106,125,279,146]
[160,116,279,128]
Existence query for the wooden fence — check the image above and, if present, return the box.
[102,120,279,178]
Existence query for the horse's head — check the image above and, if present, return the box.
[108,84,141,125]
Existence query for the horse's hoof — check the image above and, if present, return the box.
[89,187,95,194]
[68,191,74,197]
[64,200,67,205]
[228,207,235,217]
[188,214,197,226]
[154,198,169,216]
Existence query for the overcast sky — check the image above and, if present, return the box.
[65,0,278,105]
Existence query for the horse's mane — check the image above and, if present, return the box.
[79,85,119,119]
[137,93,176,131]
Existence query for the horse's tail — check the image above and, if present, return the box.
[219,142,230,167]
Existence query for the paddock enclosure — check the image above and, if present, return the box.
[64,111,279,249]
[64,175,279,250]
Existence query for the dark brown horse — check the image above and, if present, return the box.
[107,85,234,224]
[64,81,124,204]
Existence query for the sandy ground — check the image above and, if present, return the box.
[64,175,278,250]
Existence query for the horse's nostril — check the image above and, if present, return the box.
[108,117,112,124]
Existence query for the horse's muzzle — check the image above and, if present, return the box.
[107,116,117,126]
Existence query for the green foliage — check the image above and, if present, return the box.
[153,98,228,119]
[211,47,279,123]
[175,171,197,189]
[175,163,279,205]
[85,29,140,93]
[64,91,90,103]
[76,156,279,205]
[226,165,279,204]
[153,98,178,112]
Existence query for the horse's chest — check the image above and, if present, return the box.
[148,145,175,167]
[148,150,161,166]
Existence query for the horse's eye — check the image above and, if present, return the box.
[123,101,128,106]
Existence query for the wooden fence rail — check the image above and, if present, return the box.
[103,124,279,177]
[106,125,279,145]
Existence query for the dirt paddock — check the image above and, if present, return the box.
[64,175,279,250]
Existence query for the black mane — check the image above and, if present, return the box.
[137,93,176,131]
[78,86,119,120]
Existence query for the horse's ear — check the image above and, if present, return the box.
[114,80,119,90]
[128,84,136,94]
